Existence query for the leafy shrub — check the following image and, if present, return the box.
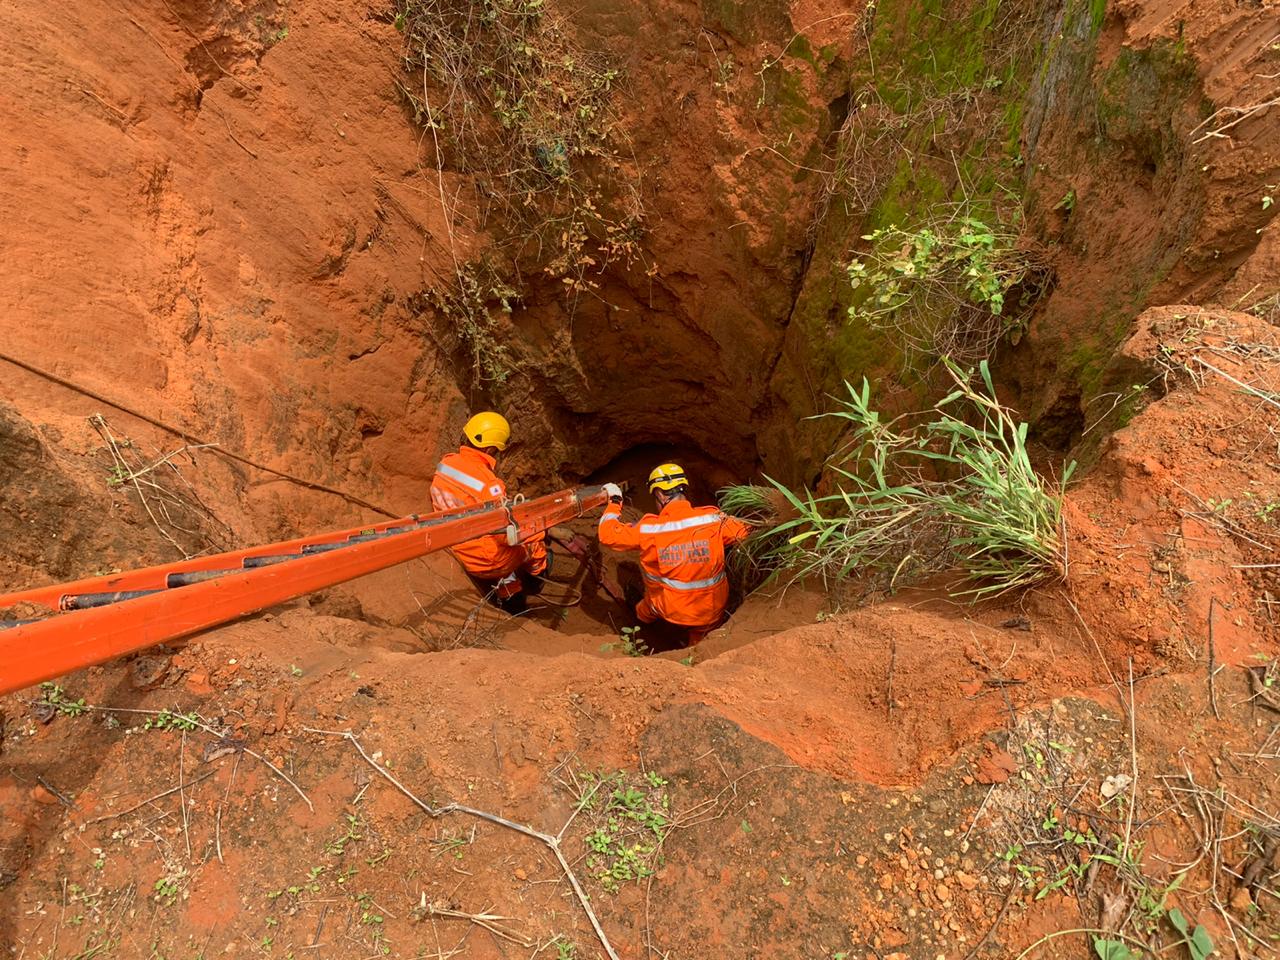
[848,211,1051,369]
[418,261,518,383]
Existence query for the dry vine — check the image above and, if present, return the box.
[90,414,232,558]
[392,0,648,382]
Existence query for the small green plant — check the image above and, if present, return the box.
[735,361,1073,600]
[143,709,200,732]
[847,209,1049,368]
[38,682,86,717]
[552,938,577,960]
[431,830,470,860]
[152,875,181,905]
[1092,940,1138,960]
[617,625,649,657]
[601,625,650,657]
[327,813,364,856]
[355,892,390,954]
[1090,907,1215,960]
[1054,189,1077,214]
[573,769,672,893]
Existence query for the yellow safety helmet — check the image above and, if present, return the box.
[648,462,688,494]
[463,411,511,451]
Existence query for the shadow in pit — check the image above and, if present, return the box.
[0,659,169,951]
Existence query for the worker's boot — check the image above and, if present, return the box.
[493,572,527,614]
[497,591,527,614]
[521,548,552,596]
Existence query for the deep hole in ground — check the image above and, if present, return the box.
[1,0,1279,956]
[583,443,743,513]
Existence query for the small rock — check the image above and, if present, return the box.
[185,671,213,696]
[129,655,171,690]
[956,871,979,891]
[30,701,56,725]
[974,747,1018,785]
[31,784,59,805]
[882,928,909,948]
[514,868,528,881]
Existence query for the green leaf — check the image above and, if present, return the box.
[1167,907,1190,936]
[1092,939,1136,960]
[1189,925,1214,960]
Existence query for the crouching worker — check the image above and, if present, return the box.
[430,411,548,614]
[598,463,751,646]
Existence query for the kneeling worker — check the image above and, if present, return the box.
[430,411,548,613]
[598,463,751,645]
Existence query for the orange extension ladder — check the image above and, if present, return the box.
[0,484,615,696]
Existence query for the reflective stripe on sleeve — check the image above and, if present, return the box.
[637,513,724,535]
[435,461,486,492]
[643,571,726,591]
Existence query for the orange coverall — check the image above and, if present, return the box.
[598,498,750,639]
[430,446,547,596]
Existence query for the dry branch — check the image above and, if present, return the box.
[79,704,312,810]
[305,727,620,960]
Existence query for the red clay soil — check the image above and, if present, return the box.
[2,307,1279,957]
[1,0,1279,955]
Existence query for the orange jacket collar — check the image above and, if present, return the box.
[458,445,497,470]
[657,498,696,518]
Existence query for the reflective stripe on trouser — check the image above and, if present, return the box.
[637,570,728,629]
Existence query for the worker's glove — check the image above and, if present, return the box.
[431,486,464,512]
[602,482,624,504]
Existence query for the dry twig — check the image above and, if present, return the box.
[80,704,312,810]
[305,727,620,960]
[1208,598,1222,720]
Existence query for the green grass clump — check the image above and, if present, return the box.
[728,360,1073,600]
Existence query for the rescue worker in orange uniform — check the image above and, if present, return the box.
[597,463,751,645]
[430,412,549,613]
